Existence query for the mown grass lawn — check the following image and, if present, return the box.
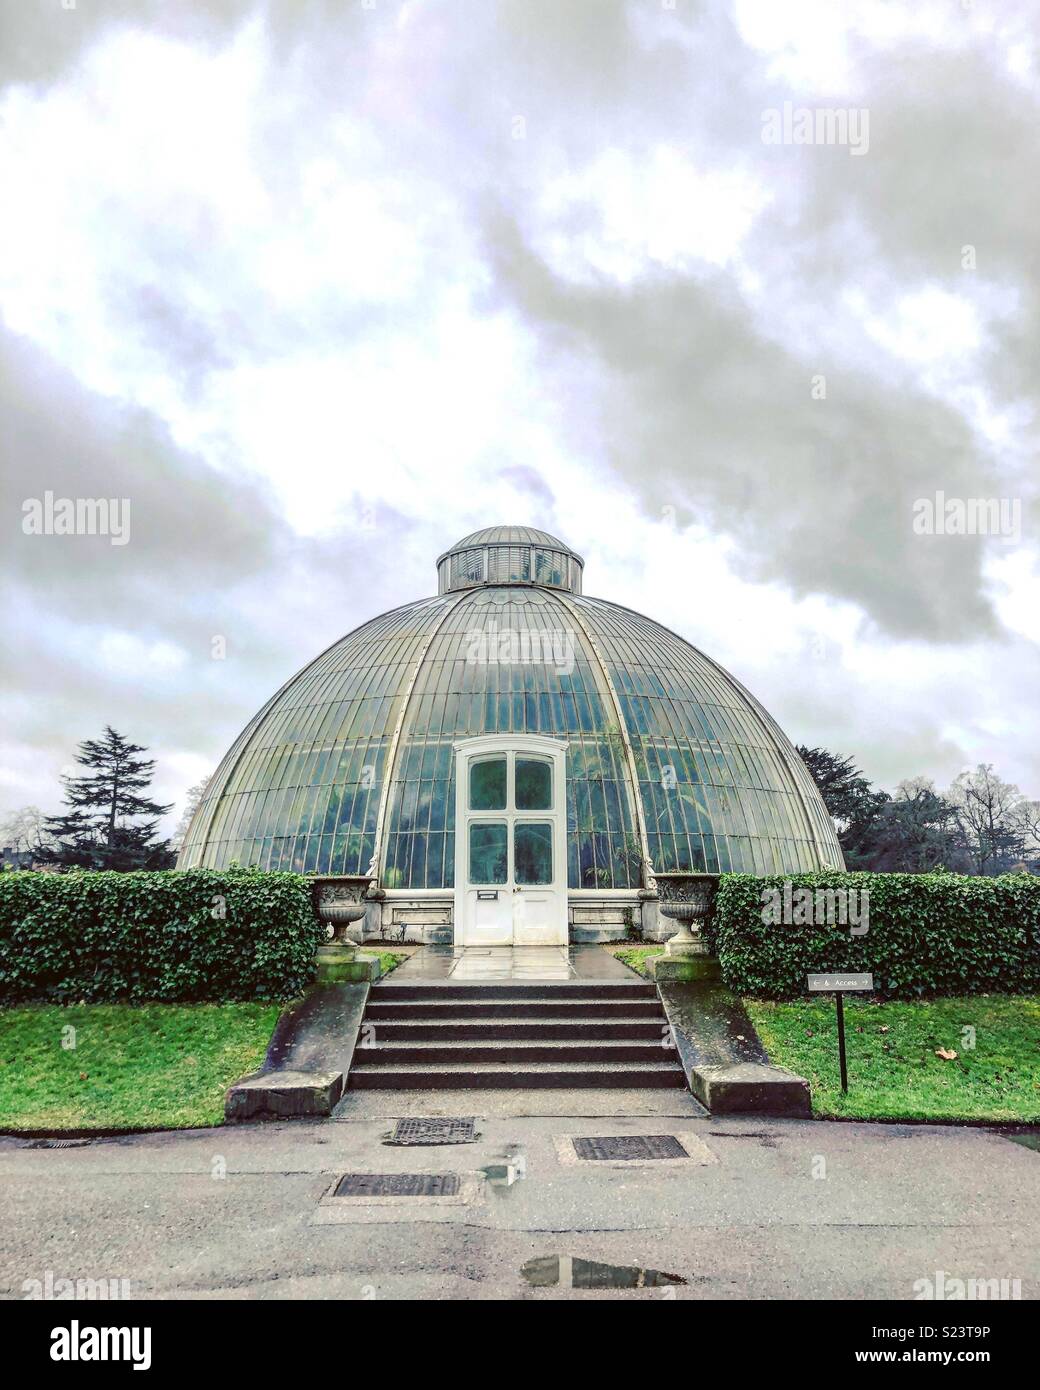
[0,1003,282,1132]
[746,994,1040,1123]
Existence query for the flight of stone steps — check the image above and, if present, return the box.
[350,978,686,1089]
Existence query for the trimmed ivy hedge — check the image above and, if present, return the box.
[0,869,323,1004]
[713,871,1040,1000]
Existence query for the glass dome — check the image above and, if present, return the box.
[179,527,844,887]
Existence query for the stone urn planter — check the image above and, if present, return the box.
[311,875,373,984]
[652,872,721,979]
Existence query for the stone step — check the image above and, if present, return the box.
[353,1039,677,1065]
[366,1017,668,1041]
[364,998,664,1020]
[372,981,658,1001]
[349,1059,687,1089]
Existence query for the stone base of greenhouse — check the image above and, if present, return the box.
[356,889,673,946]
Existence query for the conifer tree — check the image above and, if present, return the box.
[40,726,175,870]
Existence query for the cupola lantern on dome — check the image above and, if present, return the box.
[180,523,843,947]
[436,525,584,595]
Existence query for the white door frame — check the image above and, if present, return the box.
[453,734,568,946]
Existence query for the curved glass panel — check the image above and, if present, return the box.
[178,597,449,875]
[572,596,842,875]
[534,550,566,586]
[487,545,530,584]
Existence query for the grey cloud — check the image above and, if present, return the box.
[0,0,243,88]
[800,40,1040,434]
[495,464,556,507]
[1,326,282,618]
[0,324,414,813]
[482,214,1002,638]
[442,6,1039,640]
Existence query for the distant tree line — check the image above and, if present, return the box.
[797,747,1040,875]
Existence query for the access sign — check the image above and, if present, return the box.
[807,972,873,993]
[806,972,875,1093]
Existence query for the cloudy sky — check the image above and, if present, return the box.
[1,0,1038,835]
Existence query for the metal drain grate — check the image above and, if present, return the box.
[26,1138,93,1150]
[387,1117,477,1146]
[333,1172,461,1198]
[572,1135,687,1162]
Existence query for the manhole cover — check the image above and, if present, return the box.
[386,1117,477,1146]
[333,1173,461,1198]
[572,1135,687,1162]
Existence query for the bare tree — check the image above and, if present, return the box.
[896,775,936,799]
[0,805,53,860]
[1012,799,1040,868]
[946,764,1028,875]
[171,776,212,852]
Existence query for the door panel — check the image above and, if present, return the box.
[513,886,559,944]
[471,888,511,942]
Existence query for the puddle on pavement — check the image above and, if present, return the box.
[522,1255,685,1289]
[483,1142,526,1188]
[708,1130,778,1147]
[1003,1132,1040,1152]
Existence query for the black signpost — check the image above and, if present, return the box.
[807,972,874,1094]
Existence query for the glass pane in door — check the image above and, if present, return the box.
[515,758,552,810]
[469,758,506,810]
[514,822,553,884]
[469,822,507,883]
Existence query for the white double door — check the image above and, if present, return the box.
[453,735,568,946]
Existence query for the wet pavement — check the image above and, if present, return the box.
[388,944,639,983]
[1,1103,1036,1299]
[334,1087,705,1118]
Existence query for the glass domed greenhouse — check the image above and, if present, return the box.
[179,526,843,945]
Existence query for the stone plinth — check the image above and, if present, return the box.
[688,1062,812,1118]
[225,1069,344,1121]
